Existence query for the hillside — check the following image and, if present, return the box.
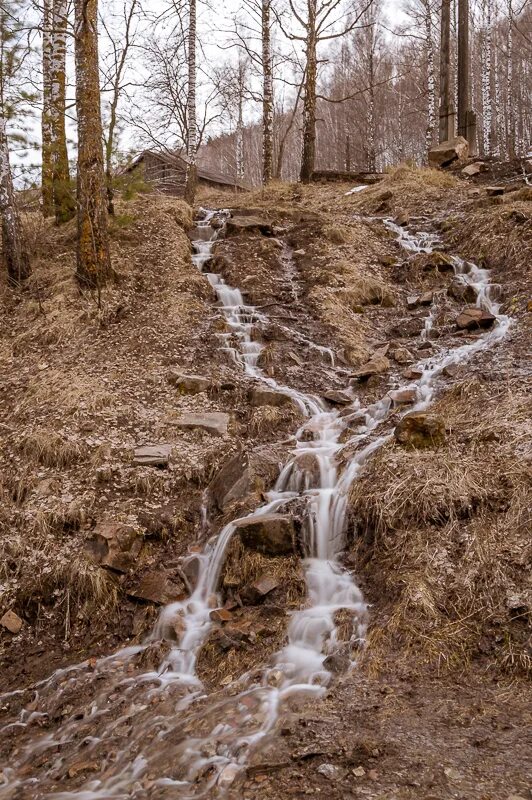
[0,165,530,799]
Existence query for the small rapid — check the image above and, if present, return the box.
[0,210,510,800]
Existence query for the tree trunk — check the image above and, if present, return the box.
[424,1,436,154]
[300,0,317,183]
[74,0,112,289]
[438,0,453,142]
[51,0,75,224]
[41,0,53,217]
[506,0,515,158]
[262,0,273,184]
[457,0,470,140]
[481,0,493,155]
[0,115,30,283]
[236,75,244,181]
[184,0,197,204]
[366,17,376,172]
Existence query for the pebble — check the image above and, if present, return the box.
[353,766,366,777]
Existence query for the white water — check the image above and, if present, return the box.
[0,211,510,799]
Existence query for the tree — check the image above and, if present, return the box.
[50,0,75,223]
[74,0,112,289]
[184,0,197,203]
[41,0,53,216]
[261,0,273,183]
[0,115,30,282]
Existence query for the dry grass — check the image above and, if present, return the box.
[349,379,532,675]
[220,537,306,604]
[20,429,86,468]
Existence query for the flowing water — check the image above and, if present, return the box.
[0,211,510,799]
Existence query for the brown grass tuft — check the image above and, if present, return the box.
[20,429,86,468]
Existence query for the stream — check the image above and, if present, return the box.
[0,210,510,799]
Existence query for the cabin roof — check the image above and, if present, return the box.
[125,149,249,190]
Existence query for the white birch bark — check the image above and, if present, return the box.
[423,0,436,154]
[184,0,197,203]
[262,0,273,184]
[42,0,53,216]
[0,114,30,282]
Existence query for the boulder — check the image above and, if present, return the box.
[208,445,283,512]
[323,389,353,405]
[394,411,446,449]
[170,412,230,437]
[0,609,23,634]
[351,355,390,380]
[127,571,185,605]
[418,290,434,305]
[429,252,455,272]
[133,444,172,467]
[448,279,478,304]
[225,216,273,237]
[235,513,295,555]
[389,388,417,405]
[394,210,410,227]
[402,367,424,380]
[456,307,496,330]
[428,136,469,169]
[249,386,295,408]
[167,372,210,394]
[462,162,483,177]
[391,347,414,364]
[240,574,280,605]
[85,522,143,573]
[407,295,419,310]
[210,608,234,623]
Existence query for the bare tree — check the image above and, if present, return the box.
[0,115,30,282]
[74,0,111,289]
[41,0,53,216]
[184,0,197,203]
[50,0,75,223]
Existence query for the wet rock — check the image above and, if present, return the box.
[391,347,414,364]
[431,252,455,272]
[323,650,350,674]
[323,389,353,405]
[127,570,185,604]
[210,608,233,623]
[235,513,296,555]
[389,388,417,405]
[486,185,505,196]
[240,574,280,605]
[351,355,390,380]
[394,411,446,449]
[1,609,23,634]
[389,318,425,338]
[133,444,172,467]
[226,216,273,237]
[394,210,410,227]
[249,385,295,408]
[208,445,283,512]
[428,136,469,168]
[456,307,496,330]
[448,279,478,304]
[462,162,483,176]
[167,371,210,394]
[171,412,230,436]
[403,367,424,380]
[132,640,171,671]
[85,522,143,573]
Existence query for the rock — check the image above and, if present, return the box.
[448,278,478,304]
[132,640,171,672]
[462,162,483,176]
[323,650,350,674]
[235,513,295,555]
[249,386,295,408]
[127,571,184,604]
[317,763,342,780]
[394,210,410,227]
[391,347,414,364]
[85,522,143,573]
[226,216,273,237]
[389,388,417,405]
[217,763,241,789]
[403,367,424,380]
[389,317,425,338]
[456,307,496,330]
[418,290,434,305]
[240,574,280,605]
[208,445,283,512]
[133,444,172,467]
[167,372,210,394]
[428,136,469,168]
[323,389,353,405]
[431,252,455,272]
[351,355,390,380]
[210,608,233,623]
[486,185,505,196]
[352,766,366,777]
[1,609,23,634]
[293,248,306,256]
[170,412,230,437]
[468,188,481,197]
[406,295,419,310]
[394,411,446,449]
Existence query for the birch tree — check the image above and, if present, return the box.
[184,0,197,203]
[0,115,30,282]
[261,0,273,183]
[74,0,112,288]
[50,0,75,223]
[41,0,53,216]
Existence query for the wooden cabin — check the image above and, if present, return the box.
[123,150,248,196]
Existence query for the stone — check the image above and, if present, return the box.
[167,372,210,394]
[170,412,230,437]
[394,210,410,227]
[317,763,342,780]
[456,307,496,330]
[133,444,172,467]
[394,411,446,449]
[127,571,184,605]
[352,766,366,777]
[132,640,171,672]
[486,185,505,196]
[389,317,425,338]
[448,279,478,304]
[418,290,434,305]
[1,609,23,634]
[249,385,295,408]
[225,216,273,237]
[391,347,414,364]
[468,188,481,197]
[208,445,283,512]
[430,252,455,272]
[389,388,417,405]
[323,651,350,674]
[406,295,419,310]
[403,367,424,380]
[235,513,295,556]
[240,574,280,605]
[210,608,233,623]
[351,355,390,380]
[85,522,143,573]
[462,162,483,176]
[323,390,353,405]
[428,136,469,169]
